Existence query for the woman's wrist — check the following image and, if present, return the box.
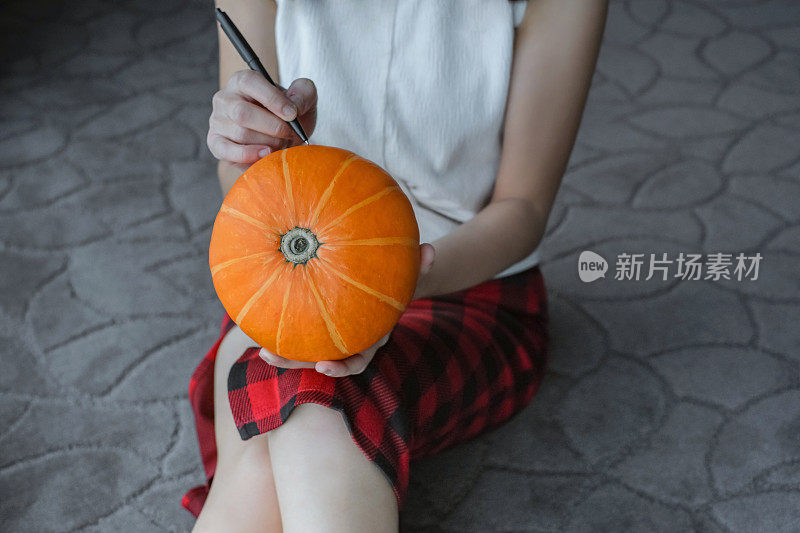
[411,243,438,301]
[217,160,247,197]
[412,271,437,301]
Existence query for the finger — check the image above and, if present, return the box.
[420,243,436,274]
[260,349,315,369]
[230,70,298,121]
[211,115,285,146]
[259,348,316,369]
[207,132,268,164]
[285,78,317,117]
[255,139,291,159]
[341,351,372,375]
[316,352,370,377]
[223,99,296,140]
[285,78,317,139]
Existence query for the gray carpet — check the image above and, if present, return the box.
[1,0,799,531]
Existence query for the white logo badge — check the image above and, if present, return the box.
[578,251,608,283]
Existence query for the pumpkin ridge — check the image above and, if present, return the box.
[281,149,296,221]
[307,154,359,228]
[321,259,405,312]
[210,251,274,276]
[318,185,401,235]
[324,237,418,247]
[304,267,349,355]
[275,275,293,355]
[220,205,279,234]
[235,265,283,325]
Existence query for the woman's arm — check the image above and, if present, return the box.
[416,0,608,299]
[214,0,279,196]
[210,0,317,197]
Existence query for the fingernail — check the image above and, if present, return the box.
[258,148,270,158]
[286,91,302,107]
[282,104,297,120]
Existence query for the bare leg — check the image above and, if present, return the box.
[268,403,399,533]
[192,325,283,533]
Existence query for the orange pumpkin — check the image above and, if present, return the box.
[209,145,421,362]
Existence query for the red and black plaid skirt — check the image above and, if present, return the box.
[182,265,548,517]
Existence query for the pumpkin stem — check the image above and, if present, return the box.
[279,226,321,265]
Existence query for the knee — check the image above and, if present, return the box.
[267,403,398,524]
[268,403,353,460]
[272,403,348,440]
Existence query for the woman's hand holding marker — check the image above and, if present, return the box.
[207,70,317,168]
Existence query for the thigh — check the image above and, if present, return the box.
[391,277,548,458]
[193,325,282,532]
[268,403,398,533]
[214,324,261,465]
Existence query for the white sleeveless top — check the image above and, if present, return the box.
[275,0,539,279]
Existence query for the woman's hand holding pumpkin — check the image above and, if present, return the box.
[260,243,436,377]
[207,70,317,168]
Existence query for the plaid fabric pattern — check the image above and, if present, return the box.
[182,265,548,517]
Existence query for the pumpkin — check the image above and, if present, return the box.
[209,145,421,362]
